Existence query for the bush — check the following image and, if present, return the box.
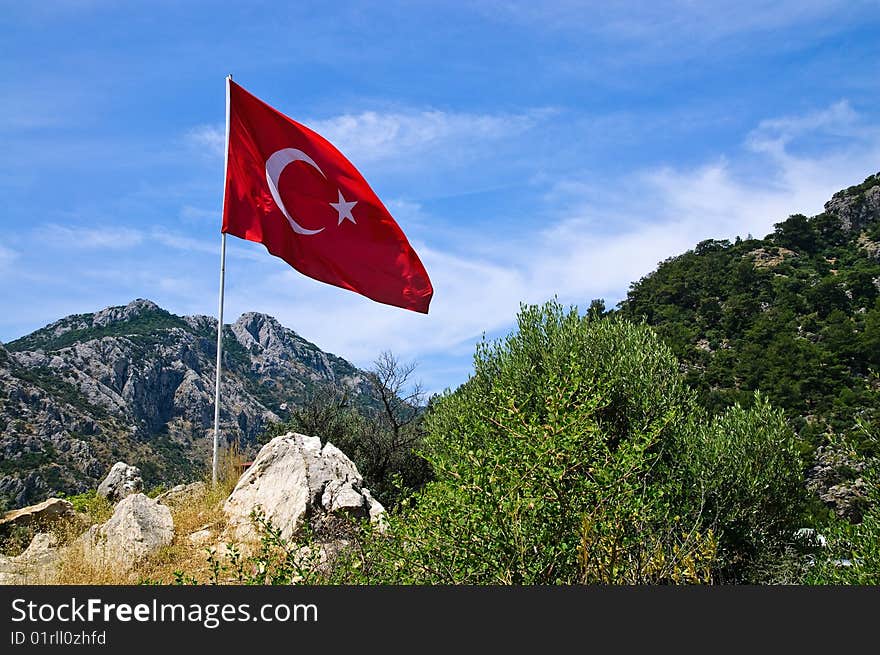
[60,490,113,524]
[673,396,806,581]
[329,301,807,584]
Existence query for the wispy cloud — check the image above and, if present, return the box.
[185,107,550,166]
[307,109,548,164]
[151,229,218,255]
[185,124,226,157]
[483,0,869,43]
[179,205,219,223]
[746,100,867,156]
[31,223,270,266]
[37,224,145,249]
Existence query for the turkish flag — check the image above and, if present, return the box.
[222,80,433,313]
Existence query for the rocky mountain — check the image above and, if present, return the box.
[618,173,880,449]
[0,300,375,509]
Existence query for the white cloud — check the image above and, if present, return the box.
[179,205,218,223]
[151,229,218,255]
[185,108,548,167]
[186,124,226,156]
[222,243,524,365]
[307,109,546,165]
[747,100,862,155]
[36,224,144,249]
[35,224,205,254]
[525,103,880,308]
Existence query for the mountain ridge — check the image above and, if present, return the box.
[0,300,375,509]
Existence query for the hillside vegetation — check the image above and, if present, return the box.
[619,173,880,451]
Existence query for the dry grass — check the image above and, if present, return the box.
[51,444,246,585]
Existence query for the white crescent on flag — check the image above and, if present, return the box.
[265,148,326,236]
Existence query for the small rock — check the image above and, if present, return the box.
[155,481,207,505]
[206,542,234,559]
[0,533,62,584]
[362,488,387,528]
[793,527,827,548]
[97,462,143,503]
[187,529,213,545]
[321,479,367,517]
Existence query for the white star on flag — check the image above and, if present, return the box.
[330,190,357,225]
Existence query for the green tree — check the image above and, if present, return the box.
[774,214,817,253]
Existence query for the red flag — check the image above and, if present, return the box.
[222,80,433,313]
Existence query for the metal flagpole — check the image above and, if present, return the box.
[212,74,232,486]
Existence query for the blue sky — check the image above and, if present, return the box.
[2,0,879,394]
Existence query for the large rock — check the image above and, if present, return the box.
[97,462,143,503]
[223,432,385,541]
[81,493,173,568]
[0,497,73,532]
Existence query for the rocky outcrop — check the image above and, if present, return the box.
[81,493,174,568]
[748,246,797,269]
[97,462,143,503]
[224,432,385,542]
[824,175,880,232]
[806,447,869,522]
[0,497,73,532]
[857,233,880,260]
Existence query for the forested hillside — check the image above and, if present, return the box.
[619,173,880,451]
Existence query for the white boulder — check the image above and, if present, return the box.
[97,462,143,503]
[223,432,386,542]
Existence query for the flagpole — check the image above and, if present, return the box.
[212,74,232,486]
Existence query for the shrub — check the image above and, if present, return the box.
[59,490,114,524]
[334,301,806,584]
[327,304,670,582]
[672,395,806,581]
